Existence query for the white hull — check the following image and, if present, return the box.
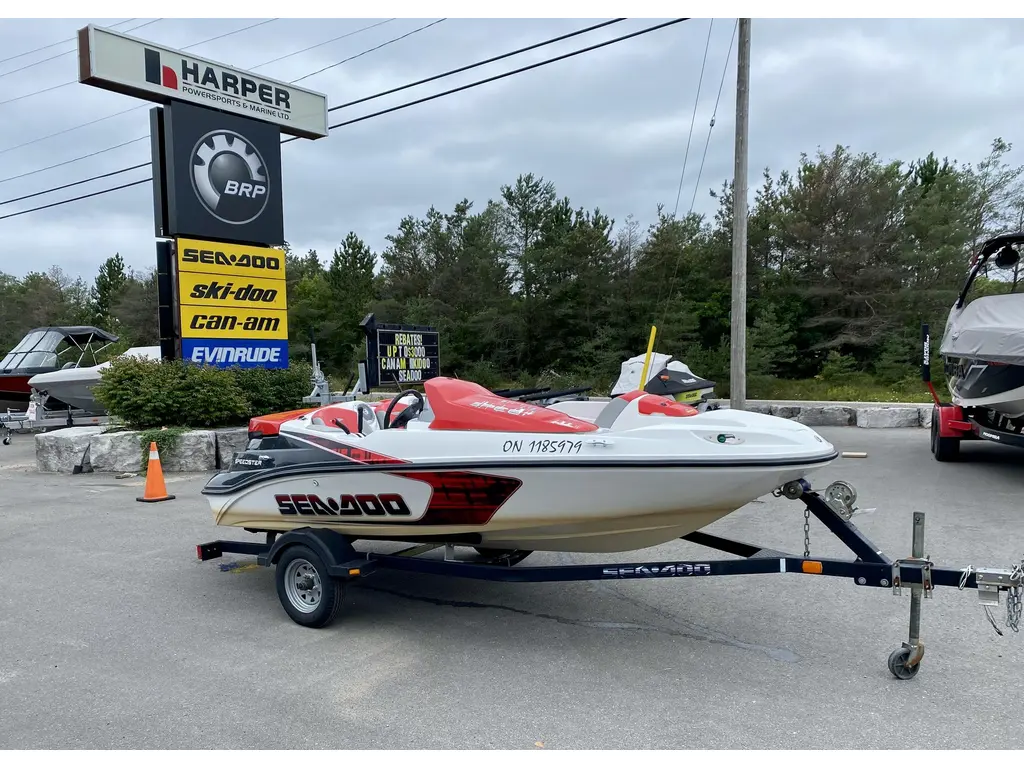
[950,380,1024,419]
[28,345,161,413]
[208,461,832,552]
[28,369,103,411]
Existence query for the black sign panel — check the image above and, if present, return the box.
[157,100,284,247]
[360,315,440,388]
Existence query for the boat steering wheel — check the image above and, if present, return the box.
[383,389,425,429]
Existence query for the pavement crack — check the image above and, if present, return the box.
[353,583,801,663]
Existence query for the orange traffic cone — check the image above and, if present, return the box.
[136,441,176,503]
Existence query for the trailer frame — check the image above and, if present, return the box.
[196,479,1023,681]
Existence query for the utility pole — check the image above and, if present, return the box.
[730,18,751,410]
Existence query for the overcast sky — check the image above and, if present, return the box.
[1,16,1022,283]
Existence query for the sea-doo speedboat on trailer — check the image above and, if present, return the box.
[927,232,1024,459]
[202,377,839,553]
[197,378,1024,679]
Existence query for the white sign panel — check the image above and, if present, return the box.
[77,25,329,139]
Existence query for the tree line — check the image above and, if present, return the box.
[3,137,1022,397]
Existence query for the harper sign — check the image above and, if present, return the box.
[77,24,329,139]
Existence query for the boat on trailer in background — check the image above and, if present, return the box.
[925,232,1024,460]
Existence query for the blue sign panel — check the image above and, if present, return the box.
[182,338,289,369]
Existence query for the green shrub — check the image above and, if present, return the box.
[819,350,859,382]
[94,357,312,430]
[231,362,312,417]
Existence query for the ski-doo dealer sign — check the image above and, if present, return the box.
[76,24,328,139]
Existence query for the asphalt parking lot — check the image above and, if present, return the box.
[1,426,1022,749]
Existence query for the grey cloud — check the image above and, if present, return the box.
[2,17,1023,282]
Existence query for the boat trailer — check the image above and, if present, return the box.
[0,400,110,446]
[197,478,1023,681]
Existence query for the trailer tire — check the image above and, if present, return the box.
[275,544,344,628]
[930,413,960,462]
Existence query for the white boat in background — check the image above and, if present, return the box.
[28,345,161,413]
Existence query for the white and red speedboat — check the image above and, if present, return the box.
[201,378,838,554]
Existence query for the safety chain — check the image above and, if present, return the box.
[1008,560,1023,633]
[803,508,811,558]
[959,560,1024,634]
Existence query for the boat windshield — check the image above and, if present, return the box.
[0,330,66,371]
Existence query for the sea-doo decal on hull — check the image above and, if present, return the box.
[276,493,412,517]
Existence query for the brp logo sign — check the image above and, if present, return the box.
[190,130,269,225]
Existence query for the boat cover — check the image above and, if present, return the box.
[940,293,1024,364]
[610,352,709,396]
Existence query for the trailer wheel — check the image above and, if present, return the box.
[930,412,960,462]
[474,547,533,566]
[887,646,921,680]
[275,545,344,628]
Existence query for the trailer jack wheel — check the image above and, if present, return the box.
[887,644,923,680]
[275,545,344,628]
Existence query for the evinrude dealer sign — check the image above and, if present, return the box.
[77,24,329,140]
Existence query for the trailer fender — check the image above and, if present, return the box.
[261,528,359,571]
[935,404,971,438]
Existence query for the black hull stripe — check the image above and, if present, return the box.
[202,451,840,496]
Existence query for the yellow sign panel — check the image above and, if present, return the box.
[175,237,286,281]
[177,271,288,311]
[179,305,289,340]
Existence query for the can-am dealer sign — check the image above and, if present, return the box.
[77,25,328,139]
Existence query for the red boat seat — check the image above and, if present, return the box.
[424,378,598,433]
[309,405,363,434]
[619,390,700,417]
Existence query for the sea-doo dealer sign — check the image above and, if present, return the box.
[76,24,328,139]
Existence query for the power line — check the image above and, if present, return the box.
[0,18,137,67]
[0,18,446,182]
[1,18,626,205]
[292,18,445,83]
[304,19,689,139]
[0,139,149,186]
[686,19,738,216]
[0,19,163,80]
[247,18,395,69]
[658,19,736,326]
[0,163,151,207]
[0,18,274,106]
[0,18,690,222]
[325,18,625,114]
[0,177,152,221]
[672,18,714,218]
[0,18,395,156]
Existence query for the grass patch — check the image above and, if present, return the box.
[749,375,933,403]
